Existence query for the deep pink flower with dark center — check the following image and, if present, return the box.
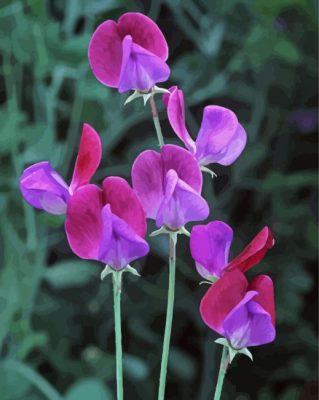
[132,144,209,230]
[200,269,276,349]
[163,86,247,167]
[20,123,102,215]
[65,177,149,270]
[190,221,274,279]
[88,12,170,93]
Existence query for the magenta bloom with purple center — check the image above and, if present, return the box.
[20,123,102,215]
[88,12,170,93]
[190,221,274,279]
[200,268,276,348]
[132,144,209,230]
[65,177,149,270]
[163,86,247,167]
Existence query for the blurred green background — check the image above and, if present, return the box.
[0,0,317,399]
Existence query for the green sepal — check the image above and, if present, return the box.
[150,225,190,237]
[100,265,113,280]
[123,265,141,277]
[124,86,170,106]
[214,338,253,363]
[201,165,217,179]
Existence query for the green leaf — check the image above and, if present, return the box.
[65,378,112,400]
[123,354,149,380]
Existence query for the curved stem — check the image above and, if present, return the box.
[149,95,164,147]
[214,346,229,400]
[113,271,123,400]
[158,233,177,400]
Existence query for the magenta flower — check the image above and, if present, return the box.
[163,86,247,166]
[190,221,274,279]
[88,12,170,93]
[200,268,276,349]
[65,177,149,270]
[132,144,209,230]
[20,124,102,215]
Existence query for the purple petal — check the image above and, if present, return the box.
[88,20,123,87]
[190,221,233,279]
[161,144,203,193]
[99,206,149,270]
[118,35,170,93]
[156,170,209,229]
[20,161,70,215]
[195,106,239,165]
[164,86,196,153]
[131,150,164,219]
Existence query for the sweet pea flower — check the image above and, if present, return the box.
[20,124,102,215]
[88,12,170,93]
[65,177,149,270]
[190,221,274,280]
[163,86,247,167]
[200,268,276,349]
[132,144,209,230]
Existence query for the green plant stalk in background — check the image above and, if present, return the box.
[214,346,229,400]
[158,233,177,400]
[113,271,124,400]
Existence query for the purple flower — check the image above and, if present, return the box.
[88,12,170,93]
[190,221,274,279]
[132,144,209,230]
[20,124,102,215]
[65,177,149,270]
[163,86,247,166]
[200,269,276,348]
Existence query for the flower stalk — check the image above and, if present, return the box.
[214,345,229,400]
[150,94,165,147]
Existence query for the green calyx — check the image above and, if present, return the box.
[214,338,253,363]
[124,86,170,106]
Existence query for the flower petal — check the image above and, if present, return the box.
[249,275,275,326]
[102,176,146,238]
[195,106,238,164]
[131,149,164,219]
[164,86,196,153]
[190,221,233,279]
[227,227,274,273]
[20,161,70,215]
[69,124,102,193]
[117,12,168,61]
[118,35,170,93]
[156,170,209,229]
[200,269,248,335]
[99,207,149,270]
[88,20,123,87]
[161,144,202,193]
[65,184,106,260]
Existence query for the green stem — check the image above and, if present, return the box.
[214,346,229,400]
[113,271,123,400]
[150,94,164,147]
[158,233,177,400]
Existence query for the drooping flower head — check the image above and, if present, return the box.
[163,86,247,167]
[20,123,102,215]
[200,269,276,349]
[65,177,149,270]
[88,12,170,93]
[190,221,274,279]
[132,144,209,230]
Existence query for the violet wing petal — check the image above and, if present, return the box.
[20,161,70,215]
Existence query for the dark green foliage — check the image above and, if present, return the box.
[0,0,317,399]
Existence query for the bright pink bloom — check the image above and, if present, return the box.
[88,12,170,93]
[200,269,276,348]
[163,86,247,166]
[190,221,274,279]
[20,124,101,215]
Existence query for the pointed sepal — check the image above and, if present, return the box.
[150,225,190,237]
[100,265,113,280]
[214,338,253,363]
[123,264,141,277]
[201,166,217,179]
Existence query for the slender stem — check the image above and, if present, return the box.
[113,271,123,400]
[150,94,164,147]
[158,233,177,400]
[214,346,229,400]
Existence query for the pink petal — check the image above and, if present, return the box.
[227,227,274,273]
[117,12,168,61]
[102,176,146,238]
[200,269,248,335]
[131,150,164,219]
[249,275,276,326]
[88,20,123,87]
[65,185,106,260]
[161,144,203,193]
[69,124,102,193]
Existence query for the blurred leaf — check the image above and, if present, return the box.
[65,378,112,400]
[123,354,150,380]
